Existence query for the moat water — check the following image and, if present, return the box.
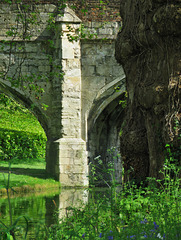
[0,188,89,239]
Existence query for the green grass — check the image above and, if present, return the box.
[0,94,59,194]
[0,93,46,136]
[0,159,45,169]
[0,107,46,137]
[0,159,60,194]
[0,173,60,192]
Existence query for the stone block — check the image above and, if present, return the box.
[81,55,97,66]
[38,65,51,72]
[59,173,70,185]
[60,164,84,174]
[82,65,96,76]
[66,68,81,77]
[62,46,74,59]
[66,59,80,69]
[96,64,112,76]
[25,43,38,53]
[55,138,88,186]
[98,27,113,36]
[112,65,125,78]
[81,46,97,56]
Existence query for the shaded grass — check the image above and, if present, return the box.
[0,172,60,195]
[0,160,60,195]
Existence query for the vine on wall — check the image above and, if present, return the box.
[0,0,121,106]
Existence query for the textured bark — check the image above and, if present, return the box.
[115,0,181,182]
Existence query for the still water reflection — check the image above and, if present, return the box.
[0,188,88,239]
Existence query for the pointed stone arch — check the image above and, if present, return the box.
[0,82,49,137]
[0,2,126,186]
[87,75,126,185]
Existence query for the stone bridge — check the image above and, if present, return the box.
[0,2,125,186]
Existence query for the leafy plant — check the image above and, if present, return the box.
[46,146,181,240]
[0,94,46,162]
[0,128,46,161]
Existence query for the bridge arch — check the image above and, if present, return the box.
[0,82,49,138]
[0,2,125,186]
[87,76,126,185]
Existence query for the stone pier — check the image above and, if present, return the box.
[0,3,125,186]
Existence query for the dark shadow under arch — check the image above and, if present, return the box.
[87,93,126,186]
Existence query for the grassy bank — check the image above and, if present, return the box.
[0,94,45,136]
[0,175,60,196]
[0,94,60,195]
[0,160,60,195]
[0,94,47,162]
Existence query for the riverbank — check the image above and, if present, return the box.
[0,161,61,196]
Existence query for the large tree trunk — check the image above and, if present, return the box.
[115,0,181,182]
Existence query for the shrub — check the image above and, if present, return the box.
[0,128,46,161]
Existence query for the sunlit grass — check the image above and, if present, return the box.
[0,158,61,194]
[0,93,46,137]
[0,159,45,169]
[0,170,60,195]
[0,108,46,137]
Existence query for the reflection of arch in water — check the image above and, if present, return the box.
[87,76,126,185]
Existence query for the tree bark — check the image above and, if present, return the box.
[115,0,181,182]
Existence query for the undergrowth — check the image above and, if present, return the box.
[47,148,181,240]
[0,152,180,239]
[0,95,180,239]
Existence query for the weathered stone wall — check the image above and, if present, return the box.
[81,32,125,184]
[68,0,121,22]
[1,0,121,22]
[0,3,59,139]
[81,39,125,138]
[0,3,125,186]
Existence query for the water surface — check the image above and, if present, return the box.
[0,188,88,239]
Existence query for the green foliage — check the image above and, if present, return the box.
[47,150,181,240]
[66,23,98,42]
[0,170,60,190]
[0,215,30,240]
[0,94,46,162]
[0,128,46,161]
